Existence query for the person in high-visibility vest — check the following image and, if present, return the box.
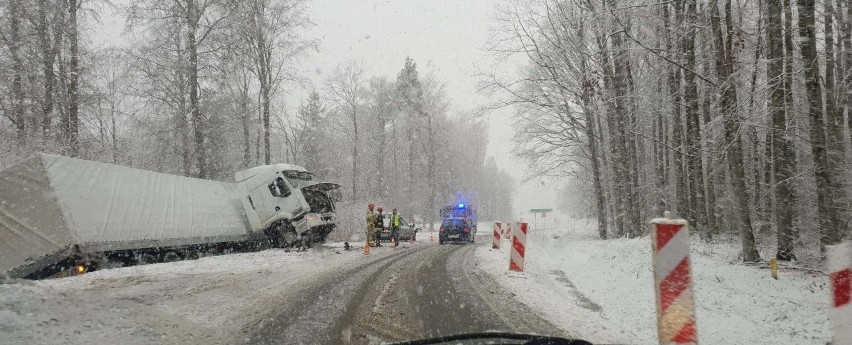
[390,208,404,246]
[366,204,376,247]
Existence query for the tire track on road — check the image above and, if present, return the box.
[250,238,569,344]
[449,241,569,338]
[248,245,430,344]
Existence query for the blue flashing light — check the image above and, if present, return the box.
[458,203,465,209]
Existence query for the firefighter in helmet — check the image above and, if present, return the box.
[374,207,385,247]
[366,203,376,246]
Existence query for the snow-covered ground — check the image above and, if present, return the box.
[2,219,830,344]
[0,245,378,344]
[476,218,830,344]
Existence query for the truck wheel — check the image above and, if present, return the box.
[279,222,298,249]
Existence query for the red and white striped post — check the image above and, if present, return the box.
[504,222,512,239]
[510,222,527,272]
[828,241,852,344]
[651,212,697,345]
[492,222,502,249]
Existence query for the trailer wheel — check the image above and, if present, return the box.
[163,252,181,262]
[136,252,157,265]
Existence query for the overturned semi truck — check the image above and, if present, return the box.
[0,154,340,279]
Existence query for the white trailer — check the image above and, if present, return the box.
[0,154,339,279]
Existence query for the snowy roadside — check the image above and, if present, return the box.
[0,245,384,345]
[476,219,830,345]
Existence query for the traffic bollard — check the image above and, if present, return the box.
[828,241,852,344]
[510,222,527,272]
[493,221,502,249]
[651,212,697,345]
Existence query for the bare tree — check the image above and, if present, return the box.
[768,0,797,260]
[32,0,64,138]
[64,0,81,156]
[326,61,365,201]
[710,0,759,262]
[366,77,397,199]
[5,0,26,146]
[240,0,311,165]
[797,0,848,248]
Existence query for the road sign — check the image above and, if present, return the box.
[529,209,552,230]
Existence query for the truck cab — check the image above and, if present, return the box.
[235,164,340,246]
[280,169,340,242]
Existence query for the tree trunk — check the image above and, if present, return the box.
[67,0,80,156]
[186,0,206,178]
[377,117,387,198]
[37,0,59,139]
[701,79,719,239]
[624,47,642,237]
[351,105,359,201]
[683,0,707,240]
[608,2,639,238]
[769,0,797,261]
[712,0,760,262]
[110,97,118,163]
[579,17,608,239]
[9,0,25,146]
[783,0,801,239]
[670,1,689,220]
[798,0,842,248]
[426,113,436,231]
[174,33,191,175]
[585,89,608,239]
[258,44,272,165]
[823,0,851,243]
[599,33,626,237]
[844,0,852,146]
[242,79,251,168]
[262,81,271,165]
[408,115,415,196]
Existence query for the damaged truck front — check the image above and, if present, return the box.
[0,154,340,279]
[234,164,341,248]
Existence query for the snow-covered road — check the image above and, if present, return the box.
[1,233,573,344]
[5,220,823,345]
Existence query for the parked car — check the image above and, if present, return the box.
[439,217,475,244]
[377,215,420,242]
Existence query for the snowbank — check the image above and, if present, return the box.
[477,219,830,344]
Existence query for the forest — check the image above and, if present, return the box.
[0,0,515,226]
[484,0,851,262]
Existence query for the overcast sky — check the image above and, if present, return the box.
[93,0,562,219]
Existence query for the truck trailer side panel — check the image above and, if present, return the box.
[0,154,256,278]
